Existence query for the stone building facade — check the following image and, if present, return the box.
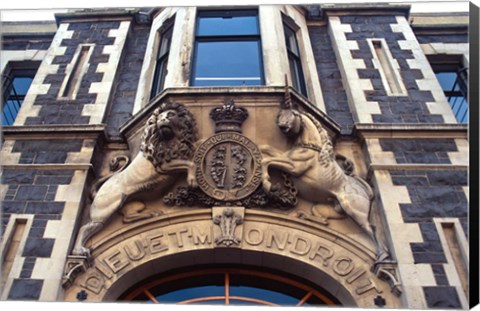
[0,3,472,309]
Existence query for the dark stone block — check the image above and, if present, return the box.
[391,176,429,186]
[25,202,65,214]
[33,152,68,164]
[34,175,73,185]
[419,223,441,241]
[416,186,464,205]
[373,113,407,122]
[350,50,373,59]
[20,259,36,278]
[423,287,462,308]
[20,269,33,279]
[401,115,420,123]
[7,279,43,300]
[95,21,121,29]
[403,202,467,219]
[389,103,426,115]
[434,275,450,286]
[417,34,469,44]
[68,22,92,30]
[413,252,447,264]
[431,264,446,275]
[15,185,47,201]
[358,69,381,79]
[22,238,55,257]
[28,227,46,238]
[13,140,83,152]
[1,170,36,184]
[407,90,435,102]
[427,171,468,186]
[340,15,397,24]
[411,241,444,252]
[419,140,458,152]
[1,201,27,214]
[402,152,450,164]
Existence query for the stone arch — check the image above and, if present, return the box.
[63,209,401,308]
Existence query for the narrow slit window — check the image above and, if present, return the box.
[284,22,307,97]
[369,39,406,96]
[150,22,174,99]
[60,45,93,99]
[1,219,27,290]
[441,223,468,299]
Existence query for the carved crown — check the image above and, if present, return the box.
[210,99,249,133]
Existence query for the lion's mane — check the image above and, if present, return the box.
[140,102,198,172]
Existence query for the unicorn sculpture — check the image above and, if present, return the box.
[261,87,389,263]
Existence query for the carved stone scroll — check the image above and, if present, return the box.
[372,261,402,297]
[62,255,92,289]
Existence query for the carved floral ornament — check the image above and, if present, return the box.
[64,91,400,297]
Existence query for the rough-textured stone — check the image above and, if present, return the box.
[12,140,83,164]
[416,34,468,44]
[308,25,354,131]
[389,168,468,287]
[380,139,457,164]
[25,21,121,125]
[423,286,462,308]
[22,238,55,257]
[339,15,444,123]
[106,25,150,138]
[7,279,43,300]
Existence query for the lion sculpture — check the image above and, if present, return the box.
[72,102,198,257]
[261,96,389,263]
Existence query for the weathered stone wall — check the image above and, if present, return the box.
[22,21,121,125]
[106,24,150,138]
[1,169,75,299]
[309,25,354,132]
[1,14,133,301]
[326,8,469,309]
[328,12,457,124]
[415,33,468,44]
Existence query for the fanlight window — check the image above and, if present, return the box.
[121,268,339,306]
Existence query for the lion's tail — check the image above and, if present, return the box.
[89,155,130,200]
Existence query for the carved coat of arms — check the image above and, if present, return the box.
[193,100,263,202]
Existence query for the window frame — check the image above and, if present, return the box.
[428,55,468,123]
[283,21,307,97]
[190,9,265,87]
[1,61,39,126]
[121,267,339,306]
[150,19,175,99]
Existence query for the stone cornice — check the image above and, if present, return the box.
[305,4,411,20]
[354,123,468,139]
[1,124,107,140]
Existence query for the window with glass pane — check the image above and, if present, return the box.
[430,58,468,124]
[284,23,307,97]
[150,23,174,99]
[191,10,263,87]
[2,68,37,126]
[121,268,340,306]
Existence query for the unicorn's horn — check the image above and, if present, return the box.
[283,75,292,109]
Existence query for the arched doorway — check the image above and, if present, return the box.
[63,209,401,308]
[120,266,341,306]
